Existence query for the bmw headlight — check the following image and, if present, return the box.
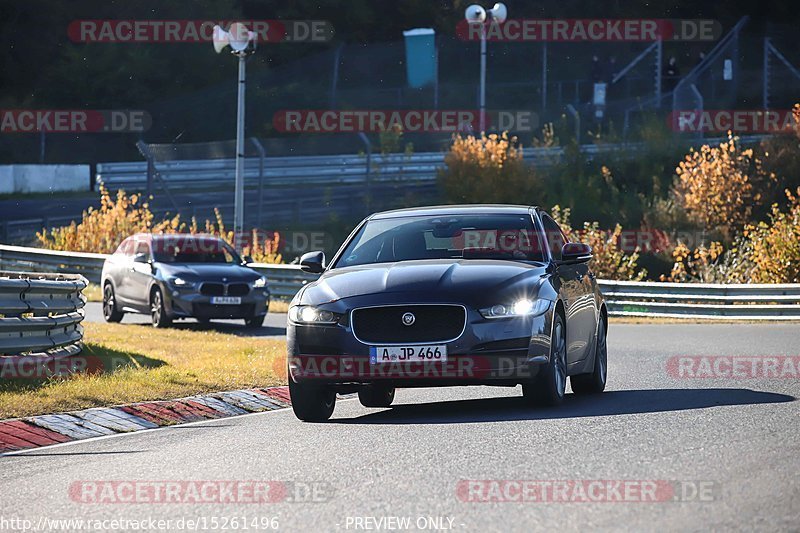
[288,305,341,325]
[480,299,550,319]
[252,276,268,288]
[169,276,195,289]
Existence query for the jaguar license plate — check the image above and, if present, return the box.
[369,345,447,364]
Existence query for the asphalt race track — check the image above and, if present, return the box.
[1,323,798,531]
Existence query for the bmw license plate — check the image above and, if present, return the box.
[210,296,242,305]
[370,345,447,364]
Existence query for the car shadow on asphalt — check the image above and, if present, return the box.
[333,388,795,424]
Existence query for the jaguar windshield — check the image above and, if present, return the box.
[334,214,547,268]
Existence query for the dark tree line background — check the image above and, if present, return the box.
[0,0,797,164]
[1,0,796,110]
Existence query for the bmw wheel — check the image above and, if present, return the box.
[150,288,172,328]
[244,314,266,328]
[102,283,124,323]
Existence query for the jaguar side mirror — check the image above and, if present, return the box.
[559,242,592,264]
[299,251,325,274]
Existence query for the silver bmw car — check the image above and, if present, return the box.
[101,234,270,328]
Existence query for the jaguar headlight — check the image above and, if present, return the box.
[288,305,341,325]
[480,299,549,319]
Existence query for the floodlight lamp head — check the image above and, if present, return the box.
[228,22,255,52]
[465,4,486,23]
[488,3,507,23]
[212,25,229,53]
[212,23,256,54]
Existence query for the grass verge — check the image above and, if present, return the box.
[0,322,287,419]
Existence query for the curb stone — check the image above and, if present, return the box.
[0,386,293,454]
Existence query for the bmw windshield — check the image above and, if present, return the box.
[151,236,242,264]
[333,214,547,268]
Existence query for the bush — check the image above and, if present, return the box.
[439,132,542,204]
[550,205,646,281]
[37,185,282,263]
[192,208,282,264]
[664,188,800,284]
[737,187,800,283]
[36,185,180,254]
[672,135,774,242]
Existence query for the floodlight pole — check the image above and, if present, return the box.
[233,50,246,252]
[467,5,508,134]
[479,24,487,133]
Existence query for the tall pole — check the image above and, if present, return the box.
[763,37,769,110]
[655,40,662,103]
[479,25,487,133]
[541,41,548,113]
[234,51,246,252]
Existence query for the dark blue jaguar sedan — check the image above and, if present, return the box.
[287,205,608,421]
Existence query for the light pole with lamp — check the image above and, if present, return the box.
[212,23,256,252]
[465,3,507,133]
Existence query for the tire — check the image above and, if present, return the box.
[571,318,607,394]
[522,311,567,406]
[244,314,266,328]
[289,378,336,422]
[102,283,124,323]
[358,384,395,408]
[150,288,172,328]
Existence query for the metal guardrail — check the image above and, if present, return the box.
[1,245,798,319]
[247,263,320,300]
[0,245,321,298]
[96,136,766,192]
[0,271,87,359]
[0,245,106,284]
[599,280,800,320]
[95,144,637,192]
[98,151,446,191]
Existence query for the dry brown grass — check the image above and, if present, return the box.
[0,322,287,419]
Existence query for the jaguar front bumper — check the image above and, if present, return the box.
[288,303,554,386]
